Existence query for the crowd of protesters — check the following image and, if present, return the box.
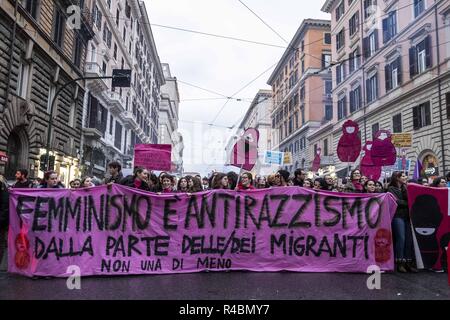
[1,162,450,273]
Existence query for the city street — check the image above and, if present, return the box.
[0,270,448,300]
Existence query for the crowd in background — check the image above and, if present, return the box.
[1,162,450,273]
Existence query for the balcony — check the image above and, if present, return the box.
[82,127,103,140]
[121,111,139,130]
[105,91,125,115]
[85,62,108,93]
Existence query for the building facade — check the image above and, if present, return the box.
[159,63,183,174]
[267,19,332,173]
[321,0,450,178]
[0,0,94,185]
[225,89,273,175]
[81,0,164,178]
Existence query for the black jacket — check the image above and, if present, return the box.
[119,175,152,192]
[105,172,124,184]
[0,181,9,229]
[388,185,409,219]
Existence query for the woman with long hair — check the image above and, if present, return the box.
[431,176,447,188]
[160,174,175,193]
[212,173,229,190]
[344,169,364,193]
[81,176,95,188]
[177,177,189,193]
[256,176,268,189]
[120,167,151,191]
[364,179,377,193]
[236,172,255,190]
[388,171,417,273]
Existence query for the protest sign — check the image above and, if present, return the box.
[283,152,293,166]
[134,144,171,171]
[264,151,283,165]
[337,120,361,163]
[407,184,450,271]
[8,186,397,277]
[230,128,259,171]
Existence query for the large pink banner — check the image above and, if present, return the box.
[134,144,171,171]
[8,186,397,277]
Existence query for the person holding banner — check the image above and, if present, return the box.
[345,169,364,193]
[388,172,418,273]
[104,161,124,184]
[236,172,255,191]
[364,180,377,193]
[256,176,269,189]
[431,177,447,188]
[292,169,306,187]
[177,177,190,193]
[120,167,151,191]
[212,173,230,190]
[159,174,175,193]
[81,177,95,188]
[38,171,65,189]
[275,170,290,187]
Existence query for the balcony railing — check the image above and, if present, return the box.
[105,91,125,115]
[121,111,139,130]
[85,62,108,93]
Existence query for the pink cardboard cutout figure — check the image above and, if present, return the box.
[231,128,260,171]
[360,141,382,180]
[312,147,321,172]
[371,130,397,166]
[337,120,361,163]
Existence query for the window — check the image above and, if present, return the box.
[349,11,359,37]
[93,5,102,30]
[116,9,120,26]
[336,29,345,51]
[103,24,112,48]
[123,26,126,42]
[294,111,299,129]
[364,30,379,58]
[17,61,31,99]
[325,104,333,121]
[301,59,305,73]
[383,11,397,43]
[324,33,331,44]
[47,84,56,114]
[349,48,360,73]
[300,86,305,101]
[337,95,347,120]
[409,36,431,77]
[52,7,65,48]
[336,1,345,21]
[323,138,329,156]
[115,121,123,150]
[322,53,332,68]
[69,101,77,128]
[113,43,117,60]
[385,57,402,91]
[364,0,377,19]
[447,92,450,119]
[336,63,346,85]
[392,113,402,133]
[102,61,107,74]
[414,0,425,18]
[289,116,293,134]
[72,36,83,68]
[325,81,332,95]
[371,123,379,139]
[349,86,361,112]
[301,106,305,125]
[412,101,431,129]
[22,0,39,19]
[366,72,378,103]
[301,40,305,51]
[107,0,111,8]
[109,115,113,135]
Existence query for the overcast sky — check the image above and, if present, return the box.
[146,0,329,175]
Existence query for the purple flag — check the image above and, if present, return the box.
[413,159,423,180]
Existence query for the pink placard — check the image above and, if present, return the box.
[134,144,171,171]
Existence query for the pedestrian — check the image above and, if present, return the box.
[292,169,306,187]
[419,177,429,187]
[374,181,385,193]
[388,171,418,273]
[266,174,277,187]
[303,178,313,188]
[0,175,9,267]
[104,161,123,184]
[69,179,81,189]
[81,176,95,188]
[160,174,175,193]
[324,175,335,191]
[364,179,377,193]
[120,167,151,191]
[313,178,327,191]
[256,176,268,189]
[275,170,290,187]
[431,176,447,188]
[147,173,159,192]
[360,175,368,186]
[39,171,65,188]
[227,172,239,190]
[446,172,450,187]
[13,169,33,188]
[212,173,229,190]
[236,172,255,190]
[202,177,210,190]
[345,169,364,193]
[177,177,190,193]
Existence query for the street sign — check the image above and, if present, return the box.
[112,69,132,87]
[264,151,283,165]
[391,133,412,148]
[0,151,8,163]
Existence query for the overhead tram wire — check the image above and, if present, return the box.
[237,0,289,44]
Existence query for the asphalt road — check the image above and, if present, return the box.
[0,270,448,300]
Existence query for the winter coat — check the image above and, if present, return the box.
[388,185,409,219]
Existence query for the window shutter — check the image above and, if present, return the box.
[382,18,389,43]
[363,37,369,58]
[343,96,347,117]
[412,106,420,130]
[424,101,431,126]
[374,29,379,51]
[385,64,391,91]
[336,65,341,84]
[409,47,417,77]
[366,78,371,102]
[375,74,378,99]
[396,57,402,85]
[349,90,354,112]
[425,35,432,68]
